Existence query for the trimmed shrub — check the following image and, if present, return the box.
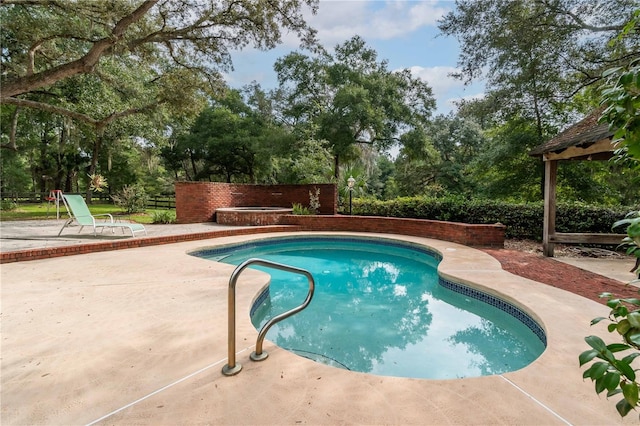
[350,196,634,240]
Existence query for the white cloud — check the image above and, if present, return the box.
[222,69,269,86]
[281,0,449,47]
[407,65,460,98]
[404,65,485,114]
[443,92,486,112]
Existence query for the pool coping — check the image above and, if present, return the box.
[1,231,631,425]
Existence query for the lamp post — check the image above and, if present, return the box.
[347,175,355,215]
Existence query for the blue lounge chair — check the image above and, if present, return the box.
[58,194,147,237]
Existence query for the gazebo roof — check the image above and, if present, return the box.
[529,108,615,160]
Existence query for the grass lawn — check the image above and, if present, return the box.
[0,202,172,224]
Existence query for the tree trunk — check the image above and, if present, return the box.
[64,171,74,193]
[1,106,20,151]
[189,151,198,181]
[38,123,54,195]
[52,120,67,191]
[86,131,103,203]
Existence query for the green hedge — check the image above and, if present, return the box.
[349,196,635,240]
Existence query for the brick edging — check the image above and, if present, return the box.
[280,215,505,247]
[0,226,300,264]
[1,216,505,264]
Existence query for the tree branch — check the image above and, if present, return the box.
[0,0,158,99]
[2,97,99,125]
[535,0,627,32]
[2,95,167,137]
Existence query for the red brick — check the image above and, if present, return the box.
[175,182,337,224]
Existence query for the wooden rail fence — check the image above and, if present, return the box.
[1,192,175,209]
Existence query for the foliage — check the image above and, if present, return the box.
[1,0,318,195]
[162,89,292,183]
[289,188,321,214]
[2,0,638,227]
[600,10,640,167]
[88,174,108,193]
[1,0,318,101]
[0,144,31,193]
[393,127,441,196]
[581,12,640,420]
[365,155,397,200]
[580,294,640,418]
[349,196,633,240]
[439,0,637,135]
[292,203,312,215]
[0,200,17,211]
[111,184,149,214]
[600,60,640,164]
[428,114,486,194]
[151,210,176,224]
[613,211,640,281]
[470,118,543,201]
[309,187,321,214]
[339,171,367,198]
[271,139,334,184]
[274,36,435,177]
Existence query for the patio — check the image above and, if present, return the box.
[1,222,638,424]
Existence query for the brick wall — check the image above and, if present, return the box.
[280,215,505,247]
[173,182,503,246]
[175,182,337,223]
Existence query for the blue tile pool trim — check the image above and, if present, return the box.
[193,235,546,347]
[439,277,547,346]
[191,235,443,262]
[250,287,270,317]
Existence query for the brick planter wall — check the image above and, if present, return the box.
[216,208,294,226]
[280,215,505,247]
[175,182,337,223]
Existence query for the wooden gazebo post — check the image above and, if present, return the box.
[542,159,558,257]
[530,109,623,257]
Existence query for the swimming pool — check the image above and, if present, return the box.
[194,236,546,379]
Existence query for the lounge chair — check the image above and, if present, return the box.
[58,194,147,237]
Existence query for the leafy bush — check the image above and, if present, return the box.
[349,195,633,240]
[580,211,640,418]
[581,295,640,418]
[0,200,17,211]
[580,12,640,419]
[292,203,312,215]
[111,185,149,214]
[151,210,176,224]
[613,211,640,274]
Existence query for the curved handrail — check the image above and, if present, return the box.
[222,258,315,376]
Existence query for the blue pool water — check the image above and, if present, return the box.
[195,236,546,379]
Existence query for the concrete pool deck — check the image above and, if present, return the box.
[1,222,638,424]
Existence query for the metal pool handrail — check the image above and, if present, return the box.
[222,258,315,376]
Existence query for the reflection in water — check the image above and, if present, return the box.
[218,239,544,379]
[253,251,434,375]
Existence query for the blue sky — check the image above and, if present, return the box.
[225,0,485,115]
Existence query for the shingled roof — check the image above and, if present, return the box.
[529,108,614,157]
